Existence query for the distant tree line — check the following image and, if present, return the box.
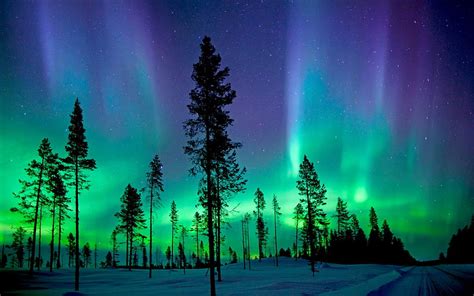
[441,215,474,263]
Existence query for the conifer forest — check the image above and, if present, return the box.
[1,1,473,295]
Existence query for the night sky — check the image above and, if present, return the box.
[1,1,473,261]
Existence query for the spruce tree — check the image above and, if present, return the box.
[293,203,304,260]
[296,155,327,276]
[333,197,350,235]
[253,188,267,260]
[368,207,381,262]
[180,225,187,274]
[191,211,203,264]
[145,155,164,278]
[11,227,26,268]
[115,184,146,271]
[82,243,91,268]
[183,36,239,296]
[169,201,178,268]
[67,233,75,268]
[272,195,281,266]
[111,229,119,267]
[63,99,96,290]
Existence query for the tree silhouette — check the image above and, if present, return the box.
[169,201,178,268]
[191,211,203,265]
[67,233,75,268]
[10,227,26,268]
[47,165,66,272]
[115,184,146,271]
[183,36,239,296]
[272,195,281,267]
[56,185,70,269]
[145,155,164,278]
[82,243,91,268]
[63,99,96,290]
[165,246,171,268]
[293,203,304,260]
[368,207,381,262]
[179,225,187,274]
[11,138,57,274]
[253,188,267,261]
[296,155,327,276]
[111,229,119,267]
[333,197,350,235]
[446,215,474,263]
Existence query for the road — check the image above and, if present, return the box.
[369,265,474,296]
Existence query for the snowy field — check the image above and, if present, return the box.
[1,258,473,295]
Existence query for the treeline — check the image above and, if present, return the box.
[441,215,474,263]
[325,202,415,265]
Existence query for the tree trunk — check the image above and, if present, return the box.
[306,184,315,276]
[171,223,174,269]
[241,220,246,269]
[183,236,186,275]
[149,188,153,278]
[274,207,278,267]
[126,229,129,268]
[50,194,57,272]
[29,159,44,275]
[129,230,133,271]
[196,226,199,263]
[206,129,216,296]
[74,160,80,291]
[38,203,43,271]
[246,219,251,270]
[295,218,298,261]
[216,180,222,281]
[57,212,62,269]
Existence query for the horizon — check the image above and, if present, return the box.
[1,1,474,263]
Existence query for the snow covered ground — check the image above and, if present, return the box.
[1,258,473,295]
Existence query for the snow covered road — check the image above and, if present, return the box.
[2,260,473,295]
[369,265,474,296]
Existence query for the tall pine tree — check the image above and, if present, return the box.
[293,203,304,260]
[272,195,281,267]
[145,155,164,278]
[333,197,350,235]
[169,201,178,268]
[63,99,96,290]
[253,188,267,261]
[183,36,239,296]
[296,155,327,276]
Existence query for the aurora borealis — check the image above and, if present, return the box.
[0,1,473,261]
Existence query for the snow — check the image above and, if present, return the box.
[1,259,473,295]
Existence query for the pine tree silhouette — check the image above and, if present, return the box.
[293,203,304,260]
[145,155,164,278]
[115,184,146,271]
[169,201,178,269]
[253,188,267,261]
[272,195,281,267]
[63,99,96,290]
[183,36,240,295]
[296,155,327,276]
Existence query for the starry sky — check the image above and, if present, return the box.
[0,1,473,261]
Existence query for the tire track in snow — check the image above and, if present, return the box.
[368,266,474,296]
